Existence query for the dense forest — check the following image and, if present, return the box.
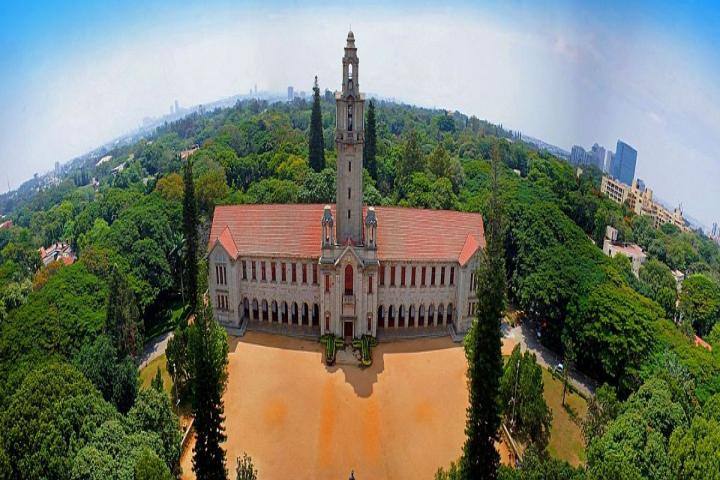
[1,91,720,479]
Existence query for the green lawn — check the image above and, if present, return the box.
[139,353,193,425]
[542,368,588,466]
[140,353,172,394]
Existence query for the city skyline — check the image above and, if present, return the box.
[0,1,718,225]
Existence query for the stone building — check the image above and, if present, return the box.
[602,226,647,276]
[207,32,485,340]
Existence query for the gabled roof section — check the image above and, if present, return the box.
[334,245,365,267]
[458,234,482,267]
[214,225,239,259]
[208,204,485,264]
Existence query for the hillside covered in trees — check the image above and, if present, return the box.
[1,92,720,479]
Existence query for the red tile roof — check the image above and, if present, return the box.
[209,204,485,265]
[608,242,646,258]
[216,226,239,259]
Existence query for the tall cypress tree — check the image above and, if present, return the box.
[308,76,325,172]
[461,144,506,479]
[396,129,425,196]
[364,99,377,180]
[183,158,199,312]
[106,265,142,359]
[190,301,229,480]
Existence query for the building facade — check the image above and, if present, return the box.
[570,143,606,171]
[600,175,688,231]
[570,145,588,167]
[602,226,646,276]
[611,140,637,185]
[207,32,485,341]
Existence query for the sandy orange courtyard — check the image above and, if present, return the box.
[181,332,513,479]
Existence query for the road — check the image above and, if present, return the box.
[503,321,597,398]
[139,330,174,369]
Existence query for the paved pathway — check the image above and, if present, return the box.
[376,325,449,342]
[504,321,597,398]
[139,330,174,369]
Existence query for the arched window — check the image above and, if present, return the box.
[302,303,309,326]
[292,302,299,325]
[447,303,454,325]
[252,299,259,321]
[344,264,354,296]
[243,298,250,320]
[399,305,405,328]
[271,301,278,322]
[409,305,416,327]
[378,305,385,328]
[262,299,268,321]
[419,304,426,326]
[347,104,353,132]
[313,304,320,327]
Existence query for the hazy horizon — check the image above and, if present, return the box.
[1,1,718,225]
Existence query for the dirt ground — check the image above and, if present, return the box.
[181,332,514,479]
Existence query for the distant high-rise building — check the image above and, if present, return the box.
[287,86,294,101]
[54,161,60,177]
[712,222,718,237]
[174,100,180,113]
[604,150,614,173]
[611,140,637,185]
[570,145,587,166]
[590,143,606,170]
[571,143,606,170]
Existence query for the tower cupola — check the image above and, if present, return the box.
[342,30,359,98]
[365,206,377,250]
[321,205,334,247]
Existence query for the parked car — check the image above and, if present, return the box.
[553,363,564,375]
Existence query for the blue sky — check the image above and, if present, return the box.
[0,0,718,226]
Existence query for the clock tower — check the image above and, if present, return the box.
[335,30,365,246]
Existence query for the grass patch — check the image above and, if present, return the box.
[139,353,172,394]
[542,368,587,466]
[139,353,193,426]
